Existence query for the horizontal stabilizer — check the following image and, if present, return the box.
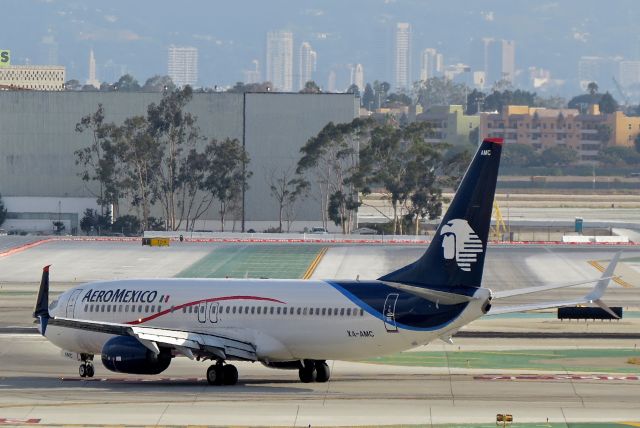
[488,252,621,316]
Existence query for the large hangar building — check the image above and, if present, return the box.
[0,91,358,233]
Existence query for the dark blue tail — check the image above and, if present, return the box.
[379,138,503,294]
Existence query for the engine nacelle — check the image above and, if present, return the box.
[101,336,171,375]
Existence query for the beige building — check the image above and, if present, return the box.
[0,65,65,91]
[480,105,640,163]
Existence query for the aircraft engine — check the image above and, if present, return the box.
[101,336,171,375]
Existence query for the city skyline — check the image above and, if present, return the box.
[5,0,640,99]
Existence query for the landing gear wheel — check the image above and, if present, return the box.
[315,361,330,383]
[78,364,86,378]
[85,363,95,378]
[206,364,223,385]
[298,364,317,383]
[222,364,238,385]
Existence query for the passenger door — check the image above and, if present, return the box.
[65,289,84,318]
[382,293,399,332]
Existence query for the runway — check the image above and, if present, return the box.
[1,335,640,426]
[1,239,640,425]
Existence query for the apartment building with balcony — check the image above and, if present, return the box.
[480,105,640,163]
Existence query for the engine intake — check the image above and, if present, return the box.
[101,336,171,375]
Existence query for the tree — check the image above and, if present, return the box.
[414,77,468,110]
[539,146,578,167]
[297,118,375,233]
[79,208,111,235]
[227,81,273,93]
[142,75,176,92]
[268,167,307,232]
[202,138,251,232]
[112,215,142,236]
[74,104,121,217]
[466,89,485,114]
[362,83,375,110]
[346,84,360,98]
[114,74,141,92]
[64,79,81,91]
[502,143,539,167]
[600,146,640,166]
[587,82,599,95]
[111,115,161,230]
[384,92,412,107]
[0,193,7,227]
[598,92,618,114]
[483,89,536,113]
[300,80,321,94]
[146,86,202,230]
[358,121,444,234]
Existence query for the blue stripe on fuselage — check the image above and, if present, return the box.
[324,280,468,332]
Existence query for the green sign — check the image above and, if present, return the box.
[0,50,10,67]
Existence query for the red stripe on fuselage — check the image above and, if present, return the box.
[125,295,286,325]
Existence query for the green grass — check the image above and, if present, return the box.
[363,348,640,373]
[175,244,323,279]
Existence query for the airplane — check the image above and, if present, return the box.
[33,137,621,385]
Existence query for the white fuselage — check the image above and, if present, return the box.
[46,278,489,362]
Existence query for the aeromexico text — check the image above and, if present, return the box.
[82,289,159,304]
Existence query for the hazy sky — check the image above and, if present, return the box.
[3,0,640,94]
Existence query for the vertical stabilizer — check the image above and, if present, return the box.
[33,265,51,335]
[379,138,503,292]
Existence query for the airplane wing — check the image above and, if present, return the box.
[487,252,621,318]
[47,317,257,361]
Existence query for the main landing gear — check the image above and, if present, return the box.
[206,361,239,386]
[298,360,330,383]
[79,354,95,378]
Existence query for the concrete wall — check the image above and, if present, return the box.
[0,91,358,231]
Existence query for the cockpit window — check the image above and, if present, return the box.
[49,299,59,310]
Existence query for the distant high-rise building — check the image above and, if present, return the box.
[327,70,337,93]
[619,61,640,88]
[298,42,317,90]
[353,63,364,92]
[501,40,515,83]
[420,48,440,81]
[86,49,100,88]
[394,23,411,89]
[167,45,198,87]
[266,30,293,91]
[484,39,515,85]
[244,59,261,84]
[578,56,618,90]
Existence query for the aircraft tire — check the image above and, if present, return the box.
[223,364,238,385]
[79,364,86,378]
[206,365,223,385]
[298,365,317,383]
[315,361,330,383]
[85,363,95,378]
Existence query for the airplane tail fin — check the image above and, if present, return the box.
[33,265,51,335]
[379,138,503,294]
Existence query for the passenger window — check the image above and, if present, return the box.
[158,306,162,312]
[238,306,243,314]
[245,306,249,313]
[264,306,268,314]
[213,306,217,314]
[226,306,230,314]
[101,305,105,312]
[360,309,364,316]
[233,306,237,314]
[270,307,274,315]
[277,307,281,315]
[315,308,320,315]
[327,308,332,316]
[340,308,345,316]
[303,308,307,316]
[283,307,287,315]
[118,305,123,312]
[182,307,186,313]
[200,306,205,313]
[251,307,255,314]
[322,308,326,316]
[257,307,261,314]
[84,304,88,312]
[106,305,110,313]
[335,308,339,315]
[150,305,155,312]
[346,308,351,316]
[145,305,149,313]
[139,305,143,312]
